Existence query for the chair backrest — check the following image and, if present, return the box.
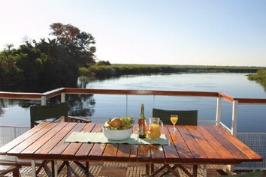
[152,108,198,125]
[30,103,69,124]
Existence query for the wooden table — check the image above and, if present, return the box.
[0,122,262,177]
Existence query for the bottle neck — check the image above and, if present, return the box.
[140,104,145,119]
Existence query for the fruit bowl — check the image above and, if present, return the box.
[103,117,133,140]
[103,127,132,140]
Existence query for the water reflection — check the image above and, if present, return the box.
[0,94,96,127]
[67,94,95,116]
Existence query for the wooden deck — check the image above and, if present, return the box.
[4,162,223,177]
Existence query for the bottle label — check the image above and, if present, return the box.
[138,119,145,136]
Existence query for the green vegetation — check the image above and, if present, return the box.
[0,23,96,91]
[81,63,264,80]
[248,69,266,90]
[1,23,265,92]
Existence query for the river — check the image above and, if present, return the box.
[1,73,266,132]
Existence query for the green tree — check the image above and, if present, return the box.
[0,23,97,91]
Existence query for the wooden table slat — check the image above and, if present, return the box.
[8,123,57,154]
[35,123,77,155]
[185,126,219,159]
[75,124,98,157]
[167,126,193,159]
[49,123,86,155]
[217,126,262,161]
[197,126,237,160]
[0,122,49,153]
[150,145,165,162]
[88,125,106,159]
[116,144,131,159]
[103,144,119,158]
[22,123,67,154]
[137,144,151,161]
[62,123,95,156]
[162,126,179,161]
[129,145,138,160]
[204,126,249,160]
[177,126,208,159]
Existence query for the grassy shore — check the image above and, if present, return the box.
[79,63,265,80]
[248,69,266,90]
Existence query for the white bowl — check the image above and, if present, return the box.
[103,127,133,140]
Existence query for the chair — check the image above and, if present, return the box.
[152,108,198,125]
[150,108,198,176]
[30,103,91,127]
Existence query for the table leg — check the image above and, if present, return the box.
[31,160,36,177]
[202,165,207,177]
[53,160,58,177]
[193,165,198,177]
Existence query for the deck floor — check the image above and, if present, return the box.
[4,162,222,177]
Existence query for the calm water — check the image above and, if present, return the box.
[1,73,266,132]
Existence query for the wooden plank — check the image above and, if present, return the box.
[185,126,219,159]
[129,125,138,161]
[137,144,151,162]
[49,123,86,155]
[150,145,165,163]
[8,123,57,155]
[62,123,95,156]
[0,123,49,154]
[88,125,106,160]
[197,126,237,161]
[35,123,77,155]
[103,144,119,159]
[75,124,98,157]
[162,126,179,162]
[177,126,208,159]
[205,126,248,160]
[217,126,262,161]
[130,145,138,160]
[167,125,193,159]
[116,144,131,159]
[22,123,67,154]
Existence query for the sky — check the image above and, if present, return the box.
[0,0,266,66]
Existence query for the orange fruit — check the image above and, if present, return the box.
[109,118,122,128]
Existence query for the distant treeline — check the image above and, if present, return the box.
[1,23,265,92]
[80,64,264,80]
[248,70,266,90]
[0,23,96,92]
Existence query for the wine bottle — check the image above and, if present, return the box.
[138,104,146,139]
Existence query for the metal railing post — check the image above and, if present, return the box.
[152,95,155,108]
[125,95,128,117]
[3,99,9,106]
[215,97,222,126]
[231,100,238,135]
[61,93,66,103]
[41,96,47,106]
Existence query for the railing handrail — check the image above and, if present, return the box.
[64,88,219,97]
[0,91,42,100]
[1,87,266,104]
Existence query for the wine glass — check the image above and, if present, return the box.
[170,114,178,131]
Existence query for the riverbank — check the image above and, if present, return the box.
[80,64,264,80]
[248,69,266,90]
